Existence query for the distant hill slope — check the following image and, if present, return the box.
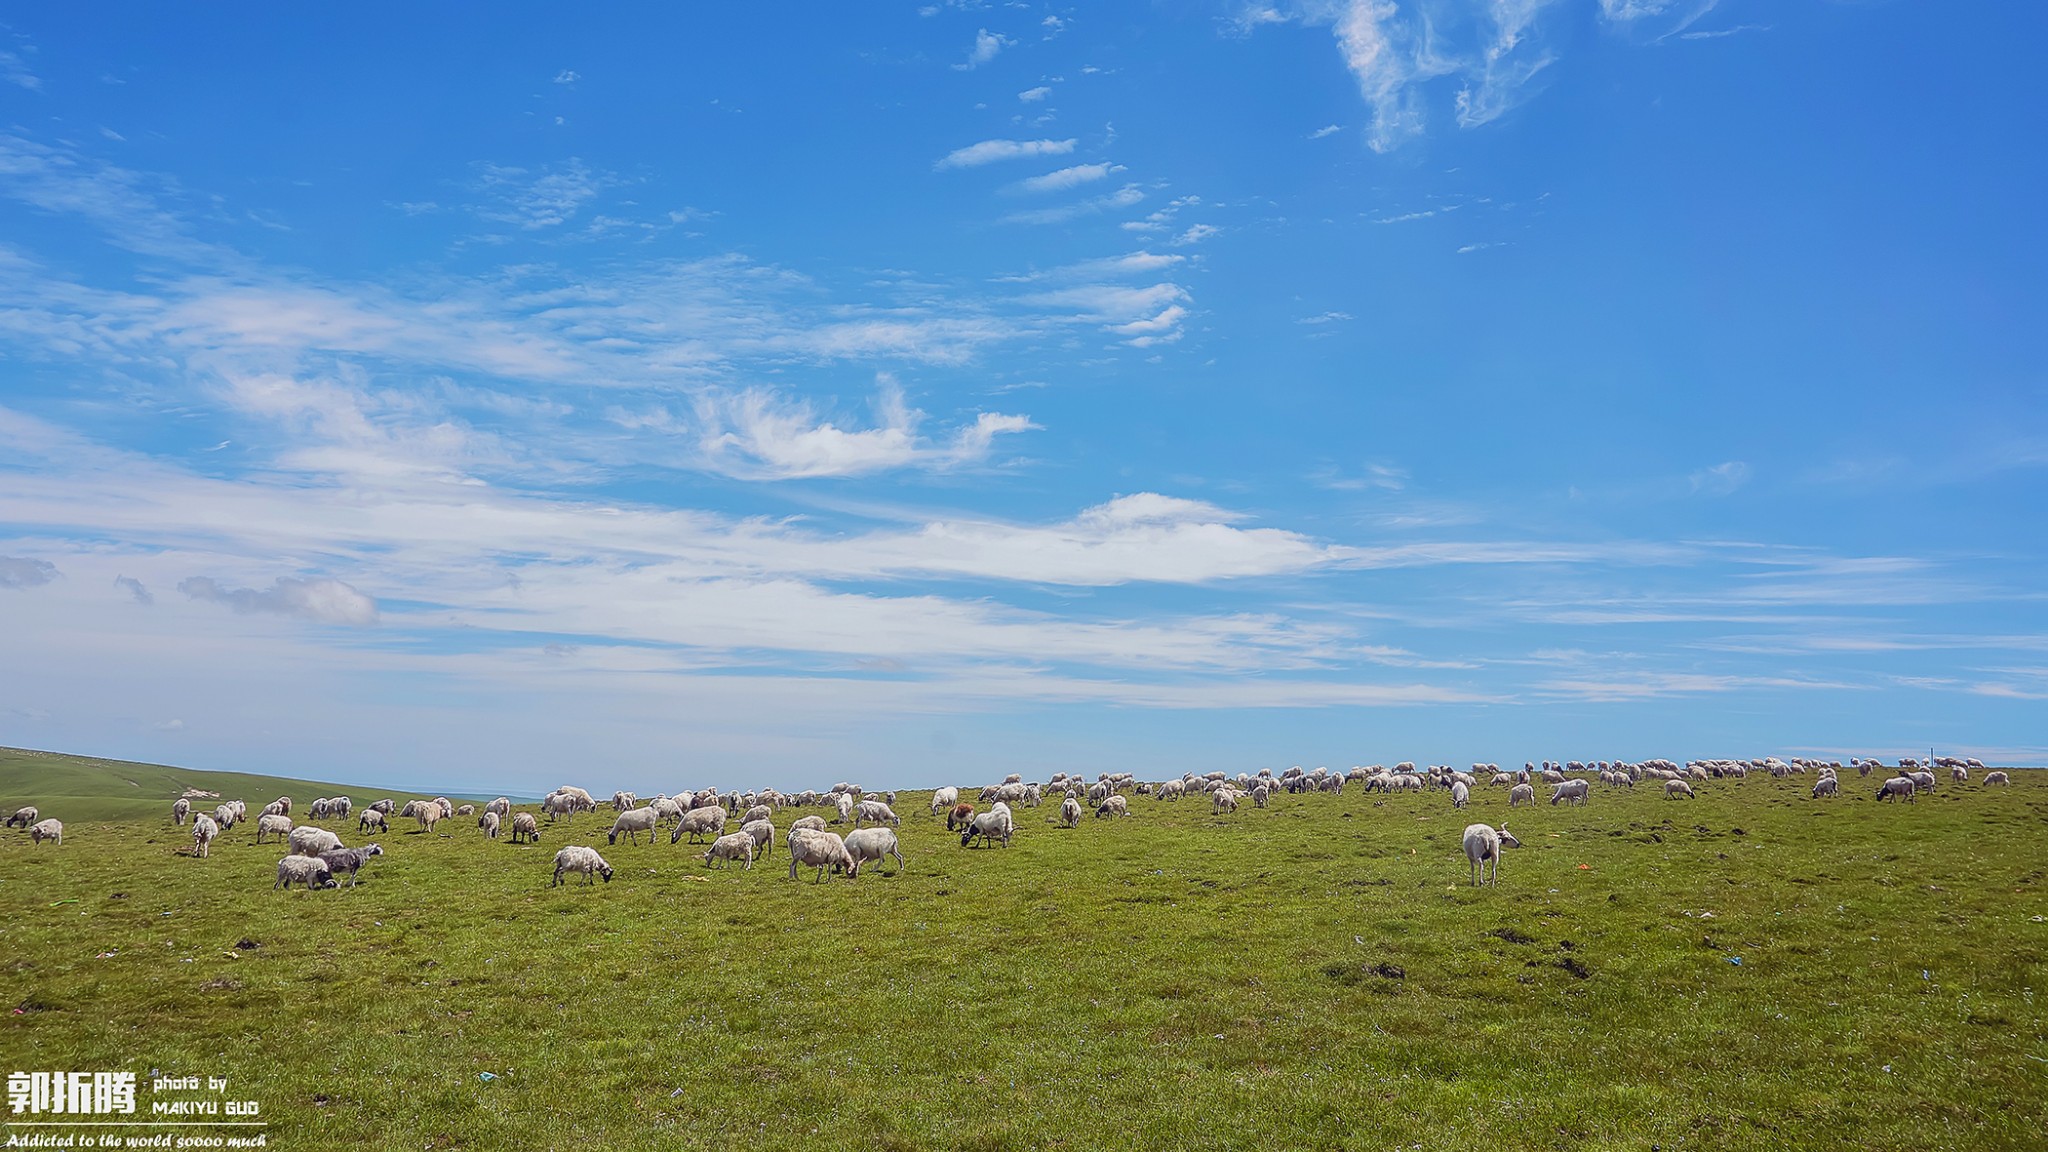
[0,746,514,822]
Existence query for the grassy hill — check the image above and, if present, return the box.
[0,745,514,821]
[1,764,2043,1150]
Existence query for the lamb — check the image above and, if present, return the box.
[510,812,542,843]
[1984,771,2011,786]
[274,855,333,891]
[854,800,901,828]
[1665,780,1696,799]
[29,817,62,846]
[171,798,191,825]
[317,844,384,887]
[1812,776,1839,799]
[358,810,388,835]
[1877,777,1916,803]
[741,818,776,859]
[843,828,904,878]
[1550,780,1589,806]
[1058,796,1083,827]
[607,806,661,846]
[702,832,757,869]
[1509,783,1535,808]
[255,813,294,844]
[1462,823,1521,887]
[6,805,38,829]
[550,845,614,886]
[1095,796,1130,818]
[191,813,218,857]
[1451,781,1470,809]
[479,811,501,838]
[946,803,975,831]
[287,826,344,857]
[786,828,853,881]
[672,805,728,845]
[930,787,960,815]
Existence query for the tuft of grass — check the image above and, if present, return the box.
[1,766,2045,1150]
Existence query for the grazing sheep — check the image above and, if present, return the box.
[1877,777,1916,803]
[1251,784,1270,809]
[1665,780,1696,799]
[832,794,856,824]
[740,804,773,826]
[255,813,293,844]
[550,845,614,886]
[274,855,333,891]
[1451,781,1470,809]
[787,828,853,882]
[702,832,756,869]
[456,804,475,817]
[946,803,975,831]
[6,805,38,829]
[510,812,542,843]
[854,800,901,828]
[844,828,904,878]
[212,804,239,830]
[486,797,512,818]
[171,798,191,825]
[607,807,662,846]
[1985,771,2010,786]
[1058,796,1083,827]
[317,844,383,887]
[1213,789,1239,814]
[191,813,218,857]
[1095,796,1130,818]
[287,826,344,857]
[479,811,501,838]
[1508,783,1535,808]
[1908,771,1937,793]
[29,817,63,846]
[741,818,775,860]
[261,800,288,819]
[930,787,960,816]
[672,805,728,845]
[357,810,388,835]
[1812,776,1839,799]
[1462,823,1521,887]
[411,803,443,833]
[788,815,826,836]
[960,808,1013,848]
[1550,780,1590,806]
[368,799,397,815]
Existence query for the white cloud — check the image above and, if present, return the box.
[1680,23,1768,41]
[694,376,1035,479]
[553,69,580,84]
[1171,223,1219,246]
[953,29,1013,70]
[472,159,608,230]
[0,49,38,92]
[178,575,380,626]
[1012,162,1114,194]
[1308,124,1343,139]
[1000,183,1144,225]
[1690,460,1751,496]
[1297,311,1352,325]
[935,138,1077,169]
[1019,85,1052,102]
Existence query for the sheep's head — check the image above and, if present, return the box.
[1498,827,1521,849]
[598,866,614,882]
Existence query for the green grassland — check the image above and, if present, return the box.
[2,753,2045,1151]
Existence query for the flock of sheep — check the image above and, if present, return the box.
[2,754,2020,892]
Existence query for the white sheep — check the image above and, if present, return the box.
[171,798,191,825]
[551,845,614,886]
[672,806,727,845]
[1508,783,1535,808]
[287,826,344,857]
[607,806,662,846]
[1550,780,1589,806]
[486,797,512,818]
[1665,780,1696,799]
[787,828,852,882]
[1451,781,1470,809]
[358,810,388,835]
[1058,796,1083,827]
[1095,796,1130,818]
[5,805,38,829]
[931,787,960,816]
[255,813,294,844]
[741,818,776,859]
[961,808,1013,848]
[191,813,218,857]
[1985,771,2010,786]
[843,828,904,878]
[1213,789,1239,814]
[479,810,501,838]
[702,832,757,869]
[832,793,856,824]
[788,815,826,837]
[1462,823,1520,887]
[1812,776,1839,799]
[510,812,542,842]
[1877,777,1915,803]
[854,800,901,828]
[29,817,63,846]
[274,855,333,891]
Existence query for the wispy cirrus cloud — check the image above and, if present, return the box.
[1010,162,1116,194]
[178,575,380,626]
[935,138,1077,169]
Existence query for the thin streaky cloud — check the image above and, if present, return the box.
[935,138,1077,169]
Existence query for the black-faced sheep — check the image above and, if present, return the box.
[550,845,613,886]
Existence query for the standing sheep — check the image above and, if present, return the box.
[191,813,219,857]
[607,807,661,846]
[1451,781,1470,810]
[1462,823,1521,887]
[1058,796,1083,828]
[854,800,900,828]
[844,828,904,878]
[317,844,384,887]
[274,856,332,891]
[171,798,191,825]
[1550,780,1590,806]
[29,818,63,846]
[287,826,344,857]
[702,832,757,869]
[255,813,294,844]
[1095,796,1130,818]
[479,810,501,839]
[946,803,975,831]
[550,845,614,886]
[1877,777,1916,803]
[741,818,776,860]
[786,828,852,882]
[1665,780,1696,800]
[1984,771,2010,786]
[358,810,388,835]
[510,812,542,843]
[1812,776,1839,799]
[672,806,728,845]
[930,787,960,816]
[6,806,38,829]
[1508,783,1535,808]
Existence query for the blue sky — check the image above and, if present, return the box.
[1,2,2043,793]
